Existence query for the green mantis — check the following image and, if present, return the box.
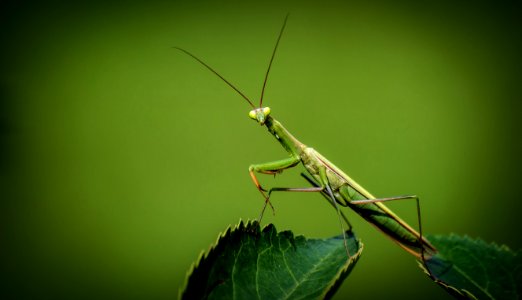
[175,15,438,263]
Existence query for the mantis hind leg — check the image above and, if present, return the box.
[338,185,435,278]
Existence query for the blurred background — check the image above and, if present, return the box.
[1,0,521,299]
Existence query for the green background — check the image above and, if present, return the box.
[1,0,521,299]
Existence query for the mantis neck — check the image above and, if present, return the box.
[264,116,305,158]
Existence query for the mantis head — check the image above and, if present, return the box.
[248,107,271,125]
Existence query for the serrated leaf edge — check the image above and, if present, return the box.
[179,220,363,300]
[323,237,364,299]
[178,219,259,299]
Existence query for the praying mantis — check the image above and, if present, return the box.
[175,15,438,264]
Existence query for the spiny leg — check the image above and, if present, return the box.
[248,156,300,221]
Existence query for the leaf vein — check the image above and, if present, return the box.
[285,242,342,299]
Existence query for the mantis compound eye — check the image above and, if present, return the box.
[248,107,271,125]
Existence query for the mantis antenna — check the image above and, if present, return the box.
[173,47,256,109]
[174,14,290,110]
[259,13,289,107]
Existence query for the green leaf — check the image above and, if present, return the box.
[180,220,363,300]
[420,234,522,299]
